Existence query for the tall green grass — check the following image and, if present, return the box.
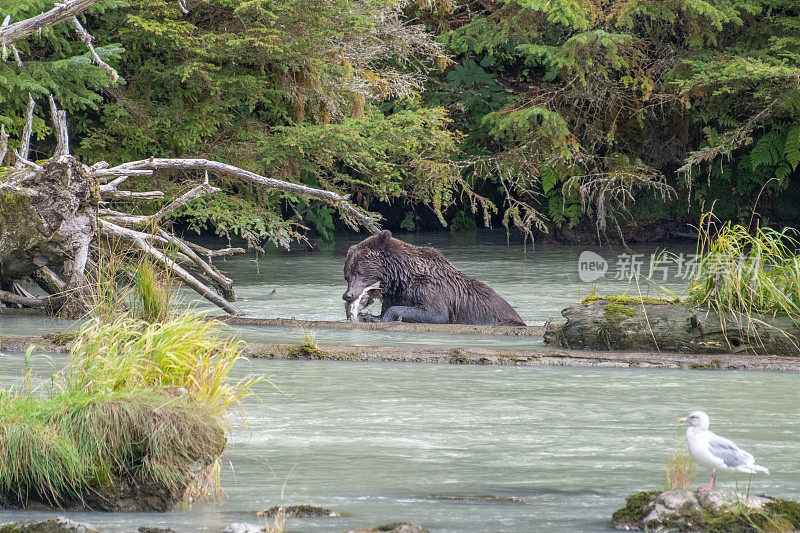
[130,255,175,323]
[69,313,255,412]
[0,313,256,509]
[687,213,800,343]
[83,237,176,323]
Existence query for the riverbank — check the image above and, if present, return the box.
[3,334,800,371]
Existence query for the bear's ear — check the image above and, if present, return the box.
[375,229,392,247]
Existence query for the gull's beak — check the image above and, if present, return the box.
[678,417,687,424]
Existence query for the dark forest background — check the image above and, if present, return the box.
[3,0,799,247]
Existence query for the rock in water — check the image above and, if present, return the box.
[612,489,800,531]
[261,505,340,518]
[221,524,262,533]
[0,517,98,533]
[345,523,430,533]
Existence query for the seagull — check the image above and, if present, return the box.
[679,411,769,491]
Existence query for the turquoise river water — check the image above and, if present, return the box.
[0,231,797,532]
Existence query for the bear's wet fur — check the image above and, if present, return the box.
[343,230,526,326]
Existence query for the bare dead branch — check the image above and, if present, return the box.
[184,240,246,259]
[109,158,381,233]
[157,229,235,301]
[92,168,154,180]
[0,289,44,307]
[71,16,118,83]
[152,182,220,223]
[16,94,35,167]
[98,208,149,225]
[32,266,66,294]
[99,174,165,200]
[12,150,41,171]
[1,16,8,61]
[48,95,70,156]
[10,43,22,66]
[99,219,242,315]
[0,124,7,164]
[0,0,104,47]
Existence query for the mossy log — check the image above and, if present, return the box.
[544,297,800,355]
[612,489,800,532]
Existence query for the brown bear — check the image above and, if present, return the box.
[342,230,526,326]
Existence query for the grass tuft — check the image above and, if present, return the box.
[0,313,256,509]
[665,447,695,490]
[687,212,800,350]
[688,213,800,319]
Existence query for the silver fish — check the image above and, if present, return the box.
[348,282,381,322]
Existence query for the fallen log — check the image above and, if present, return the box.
[543,296,800,356]
[5,334,800,371]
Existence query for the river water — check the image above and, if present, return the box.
[1,231,798,531]
[1,230,694,347]
[0,357,798,532]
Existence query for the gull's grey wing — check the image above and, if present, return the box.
[707,433,754,468]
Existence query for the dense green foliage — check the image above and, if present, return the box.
[2,0,800,244]
[425,0,800,233]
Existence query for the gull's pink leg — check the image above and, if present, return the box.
[699,471,716,492]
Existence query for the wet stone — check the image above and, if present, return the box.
[612,488,800,532]
[221,523,262,533]
[345,523,430,533]
[0,517,98,533]
[262,504,340,518]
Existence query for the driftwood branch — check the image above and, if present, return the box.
[184,241,246,259]
[99,219,242,315]
[109,158,381,234]
[32,266,66,294]
[157,229,235,300]
[151,182,220,223]
[93,169,153,180]
[0,0,105,47]
[71,16,118,83]
[16,95,35,167]
[0,289,44,308]
[2,16,24,67]
[0,124,7,164]
[48,95,70,157]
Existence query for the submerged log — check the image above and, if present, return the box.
[544,297,800,356]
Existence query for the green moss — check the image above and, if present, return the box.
[614,492,800,532]
[0,517,99,533]
[263,504,336,518]
[611,491,660,525]
[0,193,41,253]
[288,344,327,359]
[604,302,637,321]
[53,332,79,346]
[449,349,468,364]
[582,294,679,306]
[374,524,423,532]
[690,358,723,370]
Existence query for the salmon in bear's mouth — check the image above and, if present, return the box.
[347,282,381,322]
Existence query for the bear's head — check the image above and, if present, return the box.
[342,229,392,304]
